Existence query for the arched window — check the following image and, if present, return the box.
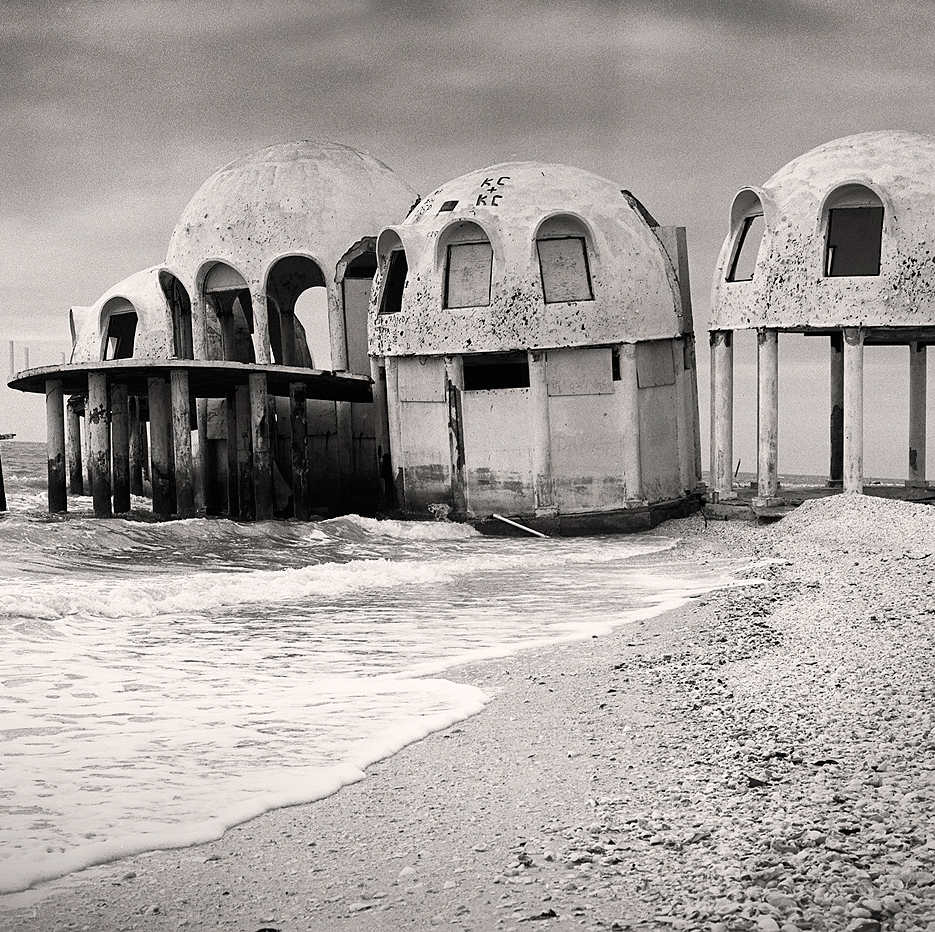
[726,191,765,282]
[535,215,593,304]
[824,184,884,277]
[159,271,193,359]
[376,231,408,315]
[266,255,327,368]
[341,248,378,374]
[203,262,255,363]
[441,221,492,309]
[100,298,138,360]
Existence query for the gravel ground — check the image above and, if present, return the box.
[2,493,934,932]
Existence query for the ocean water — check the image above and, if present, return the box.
[0,440,734,896]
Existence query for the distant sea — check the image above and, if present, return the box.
[0,440,735,895]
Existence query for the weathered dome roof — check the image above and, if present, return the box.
[370,161,684,357]
[711,130,935,330]
[166,141,418,290]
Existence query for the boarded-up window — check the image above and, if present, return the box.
[537,237,593,303]
[379,250,408,314]
[727,214,764,282]
[446,242,492,308]
[636,341,675,388]
[547,347,613,396]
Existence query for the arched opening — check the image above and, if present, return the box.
[441,221,493,309]
[266,256,326,368]
[376,230,408,316]
[726,191,765,282]
[341,248,378,375]
[535,215,594,304]
[824,184,884,277]
[100,298,138,360]
[159,271,193,359]
[204,262,255,363]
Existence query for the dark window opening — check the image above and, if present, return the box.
[826,206,883,276]
[104,312,138,360]
[160,272,193,359]
[445,241,492,308]
[463,353,529,391]
[727,214,764,282]
[344,252,378,279]
[438,200,458,213]
[379,250,408,314]
[611,347,621,381]
[537,236,593,303]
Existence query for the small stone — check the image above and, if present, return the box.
[756,917,781,932]
[398,865,416,879]
[443,880,457,889]
[348,902,372,912]
[846,921,880,932]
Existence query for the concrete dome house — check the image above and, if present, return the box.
[368,162,703,532]
[709,131,935,506]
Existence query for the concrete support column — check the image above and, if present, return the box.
[711,330,736,500]
[46,379,67,513]
[528,350,555,514]
[249,371,272,520]
[445,356,467,515]
[385,357,404,509]
[335,400,353,511]
[843,328,864,494]
[235,383,254,520]
[829,333,844,487]
[754,329,781,505]
[280,313,297,368]
[329,286,348,372]
[673,339,694,493]
[251,291,271,365]
[129,396,144,496]
[87,372,112,517]
[111,383,131,514]
[908,342,927,487]
[371,357,394,511]
[290,382,309,521]
[66,396,83,496]
[617,344,643,503]
[170,369,195,518]
[148,376,173,517]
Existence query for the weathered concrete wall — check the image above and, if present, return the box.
[70,267,174,363]
[712,131,935,330]
[370,162,685,358]
[636,341,681,502]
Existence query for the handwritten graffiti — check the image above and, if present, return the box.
[475,176,510,208]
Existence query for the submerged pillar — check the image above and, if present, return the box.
[754,329,780,506]
[829,333,844,488]
[235,383,254,520]
[46,378,67,513]
[617,343,643,503]
[66,396,83,496]
[528,350,555,514]
[384,358,404,508]
[711,330,735,500]
[171,369,195,518]
[87,372,112,517]
[908,342,927,488]
[445,356,467,515]
[111,383,131,514]
[843,328,864,494]
[249,372,272,520]
[290,382,309,521]
[148,376,173,517]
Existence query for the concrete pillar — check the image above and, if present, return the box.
[754,329,780,505]
[329,285,348,372]
[67,397,83,496]
[249,371,272,520]
[111,383,131,514]
[225,389,239,519]
[843,328,864,493]
[290,382,309,521]
[711,330,736,500]
[829,333,844,488]
[673,339,695,493]
[371,357,394,510]
[129,395,144,496]
[617,343,643,503]
[148,376,173,517]
[445,356,467,515]
[280,313,297,368]
[46,379,67,513]
[385,357,404,509]
[251,290,271,365]
[87,373,112,516]
[170,369,195,517]
[335,400,353,512]
[235,383,254,520]
[908,342,927,487]
[528,350,555,514]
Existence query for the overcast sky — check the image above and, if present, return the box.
[3,0,935,472]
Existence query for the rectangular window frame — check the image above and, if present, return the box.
[536,236,594,304]
[444,240,493,309]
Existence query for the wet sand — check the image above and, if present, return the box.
[3,495,935,932]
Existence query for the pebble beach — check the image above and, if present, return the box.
[2,493,935,932]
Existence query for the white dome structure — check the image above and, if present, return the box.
[368,162,702,531]
[709,131,935,506]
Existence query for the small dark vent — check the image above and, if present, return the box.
[621,190,659,228]
[438,200,458,213]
